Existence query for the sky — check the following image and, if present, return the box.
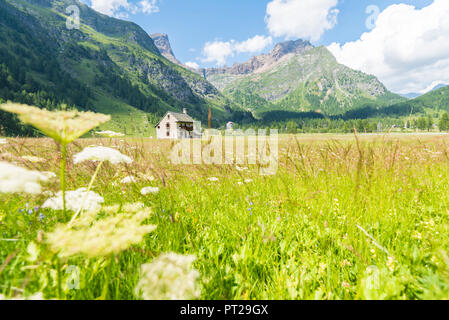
[80,0,449,94]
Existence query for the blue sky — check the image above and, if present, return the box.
[82,0,449,93]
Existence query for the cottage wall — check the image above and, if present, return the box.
[156,114,180,139]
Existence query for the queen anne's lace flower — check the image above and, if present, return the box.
[21,156,45,163]
[208,177,219,182]
[236,165,248,172]
[42,188,104,212]
[0,292,45,300]
[0,138,7,145]
[141,187,160,195]
[0,103,110,145]
[134,253,201,300]
[95,130,125,138]
[0,162,49,194]
[73,146,133,165]
[41,171,57,179]
[121,176,137,184]
[46,205,156,258]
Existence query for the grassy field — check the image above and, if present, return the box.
[1,133,449,300]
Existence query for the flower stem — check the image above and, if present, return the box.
[101,256,112,300]
[60,144,67,215]
[69,161,104,225]
[56,259,62,299]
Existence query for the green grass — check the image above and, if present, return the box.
[1,134,449,299]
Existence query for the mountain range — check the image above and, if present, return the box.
[401,84,448,99]
[201,39,404,117]
[0,0,448,136]
[0,0,238,135]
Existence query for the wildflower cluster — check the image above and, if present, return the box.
[46,205,156,258]
[0,162,49,194]
[134,253,201,300]
[0,103,110,145]
[42,188,104,212]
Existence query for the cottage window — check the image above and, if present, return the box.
[166,123,170,128]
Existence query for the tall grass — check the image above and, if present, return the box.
[1,133,449,299]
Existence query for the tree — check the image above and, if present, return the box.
[439,113,449,132]
[416,117,427,131]
[286,121,298,134]
[426,115,433,132]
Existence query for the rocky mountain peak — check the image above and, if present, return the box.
[150,33,182,65]
[204,39,314,78]
[270,39,313,60]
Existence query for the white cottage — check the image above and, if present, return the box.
[155,109,200,139]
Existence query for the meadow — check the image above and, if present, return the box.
[2,128,449,300]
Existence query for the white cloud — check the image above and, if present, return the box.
[234,35,273,53]
[265,0,339,41]
[185,61,200,69]
[202,41,234,66]
[88,0,159,17]
[201,35,273,66]
[328,0,449,94]
[90,0,131,16]
[139,0,159,14]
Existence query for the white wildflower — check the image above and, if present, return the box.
[95,130,125,138]
[0,162,49,194]
[21,156,45,163]
[0,138,7,145]
[236,165,248,172]
[0,292,45,300]
[42,190,55,197]
[0,103,110,145]
[121,176,137,184]
[42,188,104,212]
[208,177,219,182]
[141,187,160,195]
[73,146,132,165]
[245,179,253,183]
[134,253,201,300]
[41,171,57,179]
[46,206,156,258]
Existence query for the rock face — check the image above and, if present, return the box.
[150,33,183,66]
[204,39,404,115]
[204,39,313,77]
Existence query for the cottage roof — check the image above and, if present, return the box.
[169,112,194,123]
[155,111,195,127]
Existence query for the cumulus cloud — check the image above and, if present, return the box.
[328,0,449,94]
[139,0,159,14]
[201,35,273,66]
[201,41,234,66]
[234,35,273,53]
[265,0,339,41]
[185,61,200,69]
[89,0,131,16]
[88,0,158,17]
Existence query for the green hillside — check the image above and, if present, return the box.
[389,85,449,114]
[207,45,405,117]
[0,0,237,136]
